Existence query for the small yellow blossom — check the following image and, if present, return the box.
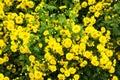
[72,25,81,33]
[34,71,42,79]
[0,73,4,79]
[81,1,88,8]
[4,76,10,80]
[29,55,35,62]
[43,30,49,36]
[73,74,80,80]
[112,76,118,80]
[62,38,72,48]
[39,43,43,48]
[66,53,74,60]
[26,1,34,8]
[15,16,23,24]
[57,74,65,80]
[59,5,67,9]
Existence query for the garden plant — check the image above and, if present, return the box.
[0,0,120,80]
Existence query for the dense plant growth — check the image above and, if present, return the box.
[0,0,120,80]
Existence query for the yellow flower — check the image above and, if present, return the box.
[91,60,99,66]
[80,60,88,67]
[81,1,87,8]
[104,16,111,21]
[109,66,115,73]
[39,43,43,48]
[71,44,79,54]
[62,38,72,48]
[91,56,99,66]
[10,44,18,52]
[26,1,34,8]
[29,72,34,79]
[6,65,12,70]
[3,56,9,62]
[100,55,109,65]
[0,49,2,55]
[57,74,65,80]
[90,16,96,25]
[112,76,118,80]
[117,38,120,45]
[39,63,45,71]
[0,10,5,19]
[15,16,23,24]
[43,30,49,36]
[72,25,81,33]
[49,58,56,65]
[19,32,30,44]
[79,42,86,51]
[44,52,52,61]
[88,0,96,5]
[0,58,4,64]
[19,45,31,54]
[56,37,61,42]
[95,2,103,11]
[4,0,12,6]
[69,67,76,74]
[59,5,67,9]
[0,73,4,80]
[116,50,120,60]
[4,76,10,80]
[113,59,116,67]
[12,68,16,73]
[99,36,107,44]
[48,65,57,72]
[60,68,65,73]
[105,49,113,57]
[64,70,70,77]
[34,71,42,79]
[87,41,94,47]
[73,74,80,80]
[97,44,105,52]
[60,29,71,37]
[83,51,92,59]
[6,20,15,31]
[29,55,35,62]
[101,27,106,33]
[85,26,94,34]
[89,6,95,12]
[66,53,74,60]
[47,78,52,80]
[83,17,90,26]
[94,11,100,17]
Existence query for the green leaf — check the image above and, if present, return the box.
[70,13,76,21]
[34,46,40,52]
[113,27,120,36]
[22,66,26,73]
[65,10,70,16]
[58,14,66,25]
[45,4,57,11]
[19,55,25,61]
[3,43,10,53]
[39,21,46,33]
[37,8,44,14]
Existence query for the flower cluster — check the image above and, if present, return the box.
[0,0,120,80]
